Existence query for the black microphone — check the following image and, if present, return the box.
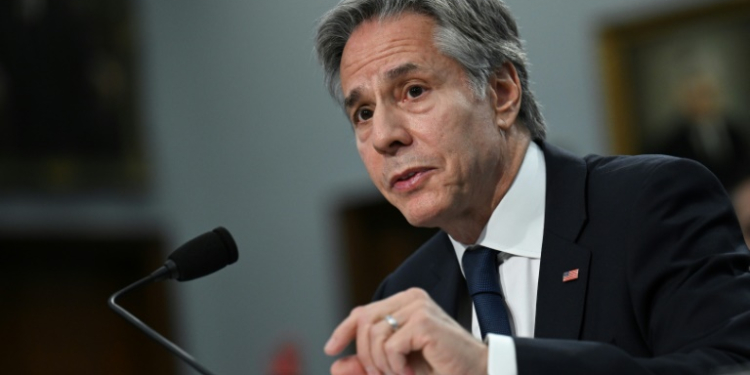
[162,226,239,282]
[109,227,239,375]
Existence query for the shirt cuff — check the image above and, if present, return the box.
[485,334,518,375]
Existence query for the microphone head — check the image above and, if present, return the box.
[167,227,239,281]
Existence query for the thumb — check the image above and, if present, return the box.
[331,355,368,375]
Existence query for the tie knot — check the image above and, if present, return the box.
[462,246,502,296]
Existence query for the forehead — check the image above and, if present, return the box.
[339,13,441,91]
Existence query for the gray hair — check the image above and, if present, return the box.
[315,0,546,141]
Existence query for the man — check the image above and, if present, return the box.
[654,70,750,191]
[314,1,750,374]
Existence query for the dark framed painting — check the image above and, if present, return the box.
[0,0,146,194]
[600,0,750,189]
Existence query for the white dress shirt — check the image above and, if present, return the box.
[449,141,547,375]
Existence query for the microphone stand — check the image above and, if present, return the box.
[108,266,218,375]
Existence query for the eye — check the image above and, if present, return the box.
[407,85,425,99]
[355,108,373,123]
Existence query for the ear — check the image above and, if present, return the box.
[488,62,522,131]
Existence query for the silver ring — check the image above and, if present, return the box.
[384,314,399,331]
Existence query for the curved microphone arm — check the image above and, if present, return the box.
[108,265,218,375]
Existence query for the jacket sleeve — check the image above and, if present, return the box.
[515,158,750,375]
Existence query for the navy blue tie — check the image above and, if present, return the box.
[462,246,512,338]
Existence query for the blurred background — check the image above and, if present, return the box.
[0,0,748,374]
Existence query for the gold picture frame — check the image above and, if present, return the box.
[599,0,750,161]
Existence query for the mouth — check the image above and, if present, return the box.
[390,167,436,191]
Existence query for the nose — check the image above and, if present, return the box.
[371,107,412,155]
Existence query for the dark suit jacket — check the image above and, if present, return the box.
[373,142,750,374]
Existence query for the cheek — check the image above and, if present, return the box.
[442,115,502,176]
[432,112,491,155]
[358,147,384,184]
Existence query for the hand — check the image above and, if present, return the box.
[324,288,488,375]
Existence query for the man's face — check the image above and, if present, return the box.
[339,13,510,230]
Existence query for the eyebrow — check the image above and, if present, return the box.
[344,90,361,109]
[343,63,421,109]
[386,63,419,81]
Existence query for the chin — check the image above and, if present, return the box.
[395,199,447,229]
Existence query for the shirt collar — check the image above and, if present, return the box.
[450,141,547,267]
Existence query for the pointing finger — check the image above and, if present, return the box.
[325,307,363,355]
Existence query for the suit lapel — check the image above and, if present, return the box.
[534,142,592,340]
[534,233,591,339]
[422,232,473,332]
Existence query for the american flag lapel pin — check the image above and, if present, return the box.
[562,269,579,282]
